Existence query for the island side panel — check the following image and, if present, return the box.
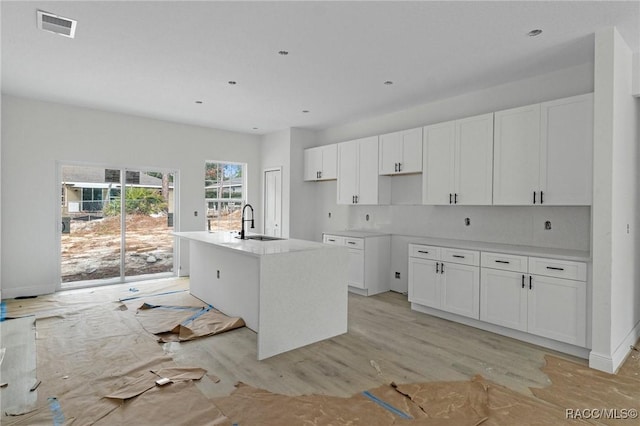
[189,240,260,331]
[257,247,348,360]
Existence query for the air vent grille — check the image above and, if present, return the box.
[37,10,77,38]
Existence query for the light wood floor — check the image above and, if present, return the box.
[162,279,585,399]
[5,277,586,401]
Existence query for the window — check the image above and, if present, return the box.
[205,162,245,232]
[81,187,103,212]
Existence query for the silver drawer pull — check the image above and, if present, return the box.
[452,255,465,259]
[328,239,335,242]
[495,260,510,264]
[546,266,565,271]
[417,250,429,254]
[347,242,357,245]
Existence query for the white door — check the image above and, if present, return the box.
[320,144,338,180]
[480,268,528,331]
[347,248,365,289]
[539,93,593,205]
[440,262,480,319]
[493,104,541,205]
[357,136,381,204]
[378,131,401,175]
[264,168,282,237]
[455,113,494,205]
[399,128,423,174]
[527,274,587,346]
[423,121,455,205]
[337,141,358,205]
[408,258,440,309]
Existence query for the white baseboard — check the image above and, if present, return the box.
[588,320,640,373]
[411,303,591,359]
[612,320,640,371]
[2,284,54,299]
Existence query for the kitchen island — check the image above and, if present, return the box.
[173,231,348,360]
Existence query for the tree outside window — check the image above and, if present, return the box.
[205,162,245,231]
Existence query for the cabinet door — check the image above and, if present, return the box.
[527,275,586,346]
[357,136,382,204]
[423,121,455,205]
[408,258,440,309]
[455,113,494,205]
[539,93,593,205]
[337,141,358,205]
[493,104,541,205]
[399,128,423,174]
[379,131,401,175]
[480,268,527,331]
[303,147,322,181]
[347,248,365,289]
[440,262,480,319]
[320,144,338,180]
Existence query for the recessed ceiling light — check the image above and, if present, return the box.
[228,81,237,85]
[384,81,394,85]
[527,29,543,37]
[302,110,310,113]
[195,100,203,104]
[278,50,289,56]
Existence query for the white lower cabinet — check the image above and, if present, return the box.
[480,252,587,347]
[410,246,588,350]
[323,233,391,296]
[408,245,480,320]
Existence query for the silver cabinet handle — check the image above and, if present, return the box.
[452,255,465,259]
[495,260,510,264]
[418,250,429,254]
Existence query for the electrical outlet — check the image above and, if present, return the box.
[464,218,471,226]
[366,214,370,221]
[328,212,332,218]
[395,272,401,279]
[194,210,198,217]
[545,221,552,230]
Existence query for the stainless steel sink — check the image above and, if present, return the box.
[237,235,284,241]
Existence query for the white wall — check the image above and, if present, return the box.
[311,64,594,292]
[261,129,291,238]
[289,128,318,241]
[1,96,261,298]
[590,28,640,373]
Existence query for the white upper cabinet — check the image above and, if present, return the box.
[539,93,593,205]
[493,104,541,205]
[337,136,390,205]
[379,127,423,175]
[493,93,593,205]
[423,113,494,205]
[304,144,337,181]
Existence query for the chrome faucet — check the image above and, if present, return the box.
[240,204,255,239]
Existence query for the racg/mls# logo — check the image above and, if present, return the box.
[566,408,638,420]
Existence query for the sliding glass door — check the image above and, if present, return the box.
[60,165,176,287]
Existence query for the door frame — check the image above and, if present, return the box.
[262,166,283,238]
[56,161,180,291]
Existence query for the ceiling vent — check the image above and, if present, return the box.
[37,10,77,38]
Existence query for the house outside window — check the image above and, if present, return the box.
[205,162,245,232]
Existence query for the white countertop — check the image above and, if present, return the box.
[323,230,391,238]
[173,231,337,257]
[408,236,590,262]
[325,230,590,261]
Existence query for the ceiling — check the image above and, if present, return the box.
[2,1,639,135]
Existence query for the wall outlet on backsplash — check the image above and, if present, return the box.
[545,220,552,230]
[464,217,471,226]
[366,214,370,221]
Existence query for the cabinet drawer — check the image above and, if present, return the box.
[529,257,587,281]
[344,238,364,250]
[441,248,479,266]
[481,252,528,273]
[323,235,345,246]
[409,244,440,260]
